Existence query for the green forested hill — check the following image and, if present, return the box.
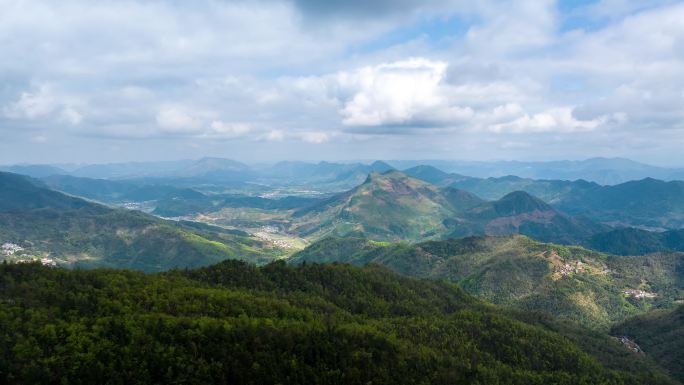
[613,306,684,382]
[555,178,684,229]
[292,235,684,330]
[588,228,684,255]
[0,261,676,385]
[0,172,285,271]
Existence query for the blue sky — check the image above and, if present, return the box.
[1,0,684,165]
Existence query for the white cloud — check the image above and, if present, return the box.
[262,130,285,141]
[488,107,605,133]
[3,85,57,119]
[155,106,202,133]
[30,134,48,143]
[300,131,330,143]
[207,120,251,139]
[331,58,474,128]
[60,107,83,125]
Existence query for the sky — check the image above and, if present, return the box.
[1,0,684,165]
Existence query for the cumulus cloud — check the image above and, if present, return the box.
[300,132,330,143]
[156,107,202,133]
[3,85,57,120]
[488,107,605,133]
[207,121,251,139]
[335,58,474,127]
[3,84,83,126]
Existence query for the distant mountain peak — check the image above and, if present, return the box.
[494,190,552,215]
[369,160,394,172]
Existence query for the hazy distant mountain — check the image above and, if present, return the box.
[0,172,284,271]
[404,164,600,201]
[256,160,394,190]
[70,159,196,179]
[391,157,684,185]
[555,178,684,229]
[402,164,474,186]
[175,157,252,178]
[0,164,68,178]
[587,227,684,255]
[9,157,684,187]
[42,174,204,204]
[292,234,683,330]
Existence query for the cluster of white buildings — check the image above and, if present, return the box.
[1,243,23,256]
[559,260,585,277]
[623,289,657,299]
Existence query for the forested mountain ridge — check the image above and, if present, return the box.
[0,261,677,384]
[292,235,684,330]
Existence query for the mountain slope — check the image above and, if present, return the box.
[613,306,684,383]
[0,172,284,271]
[588,228,684,255]
[0,261,676,384]
[292,235,684,330]
[556,178,684,229]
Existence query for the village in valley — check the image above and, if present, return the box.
[1,242,57,266]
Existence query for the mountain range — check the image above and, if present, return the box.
[288,170,604,244]
[5,156,684,186]
[390,157,684,185]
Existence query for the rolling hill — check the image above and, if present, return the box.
[291,235,684,330]
[0,172,285,271]
[0,261,677,384]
